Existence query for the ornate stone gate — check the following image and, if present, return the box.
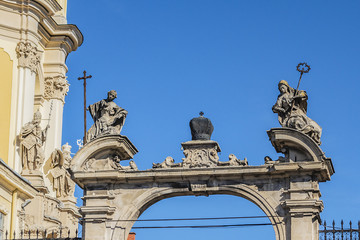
[71,79,334,240]
[71,126,334,240]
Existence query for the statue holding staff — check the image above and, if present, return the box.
[19,110,49,172]
[272,63,322,144]
[86,90,128,142]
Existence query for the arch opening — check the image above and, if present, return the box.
[114,185,285,240]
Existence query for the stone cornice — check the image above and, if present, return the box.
[0,159,38,199]
[0,0,83,53]
[72,161,332,188]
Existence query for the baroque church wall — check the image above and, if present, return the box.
[0,0,82,237]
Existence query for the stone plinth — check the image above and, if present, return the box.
[181,140,220,168]
[22,171,48,193]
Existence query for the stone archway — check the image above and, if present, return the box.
[114,185,285,240]
[71,128,334,240]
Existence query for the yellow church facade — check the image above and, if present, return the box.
[0,0,82,238]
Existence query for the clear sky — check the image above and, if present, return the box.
[63,1,360,239]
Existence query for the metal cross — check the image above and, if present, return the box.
[78,70,92,144]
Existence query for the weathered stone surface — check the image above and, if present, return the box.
[272,80,322,144]
[20,111,49,174]
[86,90,128,143]
[181,140,220,168]
[72,128,334,240]
[71,135,138,173]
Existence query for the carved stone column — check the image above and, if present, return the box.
[15,41,41,172]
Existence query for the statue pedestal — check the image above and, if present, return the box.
[60,195,77,207]
[22,170,48,193]
[181,140,221,168]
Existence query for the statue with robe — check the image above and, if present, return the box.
[272,80,322,144]
[19,111,49,173]
[86,90,128,142]
[48,149,75,198]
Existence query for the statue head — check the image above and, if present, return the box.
[33,110,42,124]
[278,80,290,94]
[107,90,117,101]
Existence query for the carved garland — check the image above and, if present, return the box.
[16,42,41,73]
[44,75,69,102]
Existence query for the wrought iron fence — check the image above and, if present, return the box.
[319,220,360,240]
[2,229,80,240]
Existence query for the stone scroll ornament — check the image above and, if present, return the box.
[272,63,322,144]
[86,90,128,142]
[152,112,248,169]
[19,111,49,173]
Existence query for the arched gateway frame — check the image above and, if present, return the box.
[71,128,334,240]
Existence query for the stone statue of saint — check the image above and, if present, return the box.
[19,110,49,173]
[48,149,75,198]
[86,90,128,142]
[272,80,322,144]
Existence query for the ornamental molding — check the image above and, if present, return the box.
[16,42,41,73]
[44,75,69,102]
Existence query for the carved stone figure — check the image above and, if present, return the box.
[62,142,72,169]
[272,80,322,144]
[153,157,182,168]
[48,149,75,198]
[87,90,128,142]
[19,111,49,173]
[218,154,248,166]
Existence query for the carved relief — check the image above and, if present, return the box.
[153,144,249,169]
[153,157,182,168]
[218,154,248,166]
[82,155,138,172]
[182,148,219,168]
[16,42,41,73]
[44,75,69,102]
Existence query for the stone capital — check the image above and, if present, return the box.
[44,75,69,102]
[16,42,41,73]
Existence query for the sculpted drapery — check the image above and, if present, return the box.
[86,90,127,143]
[20,111,48,172]
[272,80,322,144]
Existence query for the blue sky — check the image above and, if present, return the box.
[63,1,360,239]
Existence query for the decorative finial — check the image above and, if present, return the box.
[189,112,214,140]
[296,62,311,73]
